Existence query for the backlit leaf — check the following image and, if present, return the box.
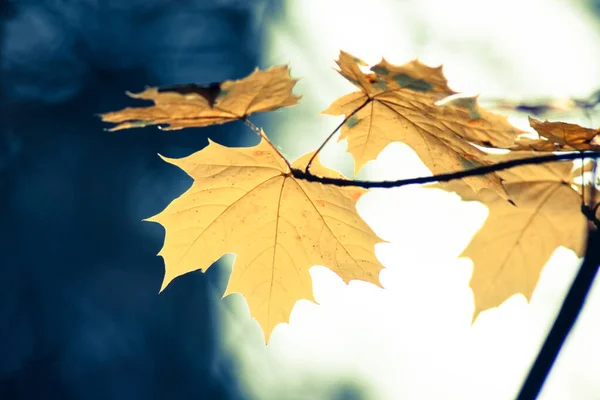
[100,66,300,131]
[148,138,384,342]
[322,51,524,198]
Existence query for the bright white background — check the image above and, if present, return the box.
[216,1,600,399]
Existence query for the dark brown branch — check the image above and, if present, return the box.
[294,151,600,229]
[515,227,600,400]
[292,151,600,188]
[581,205,600,230]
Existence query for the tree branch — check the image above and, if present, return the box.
[515,227,600,400]
[293,151,600,227]
[292,151,600,188]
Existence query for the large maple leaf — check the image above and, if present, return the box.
[148,138,384,342]
[322,51,524,198]
[447,153,587,318]
[100,65,300,131]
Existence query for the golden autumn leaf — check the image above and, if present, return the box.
[513,117,600,151]
[100,66,300,131]
[148,138,384,342]
[446,152,587,318]
[322,51,524,198]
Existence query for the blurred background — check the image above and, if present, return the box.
[0,0,274,398]
[2,0,600,399]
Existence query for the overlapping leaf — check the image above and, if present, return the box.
[513,117,600,151]
[149,138,384,342]
[322,51,524,198]
[100,66,300,131]
[446,153,587,317]
[100,51,598,339]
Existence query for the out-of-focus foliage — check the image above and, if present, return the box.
[0,1,271,398]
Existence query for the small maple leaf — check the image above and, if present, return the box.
[445,152,587,318]
[147,138,384,342]
[322,51,524,198]
[100,66,300,131]
[512,117,600,151]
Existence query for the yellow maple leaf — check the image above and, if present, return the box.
[448,153,587,318]
[100,66,300,131]
[512,117,600,151]
[322,51,524,198]
[147,138,384,342]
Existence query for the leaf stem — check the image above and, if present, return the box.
[243,117,292,171]
[304,98,370,173]
[515,227,600,400]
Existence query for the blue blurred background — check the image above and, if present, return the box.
[0,1,278,398]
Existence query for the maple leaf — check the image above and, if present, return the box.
[447,152,587,318]
[512,117,600,151]
[147,138,384,342]
[100,66,300,131]
[322,51,523,198]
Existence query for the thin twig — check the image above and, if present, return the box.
[241,117,600,225]
[304,98,370,173]
[292,151,600,188]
